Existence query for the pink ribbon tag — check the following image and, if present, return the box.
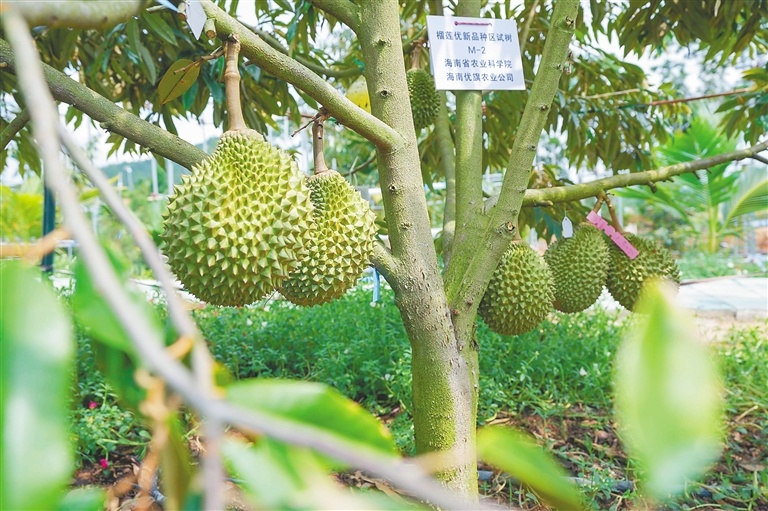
[586,211,639,259]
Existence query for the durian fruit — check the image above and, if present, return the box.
[161,129,314,307]
[606,233,680,311]
[406,68,441,131]
[544,223,609,313]
[162,39,315,307]
[280,120,377,306]
[479,241,555,336]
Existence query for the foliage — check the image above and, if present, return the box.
[2,0,765,505]
[617,116,768,253]
[677,252,766,280]
[70,332,149,465]
[194,287,627,450]
[0,182,43,241]
[0,261,74,511]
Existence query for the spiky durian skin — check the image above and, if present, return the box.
[280,171,376,306]
[406,68,441,131]
[479,242,555,336]
[544,224,609,313]
[606,233,681,311]
[161,129,314,307]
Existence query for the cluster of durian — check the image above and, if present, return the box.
[161,129,376,308]
[544,223,680,314]
[478,223,681,337]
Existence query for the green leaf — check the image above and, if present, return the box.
[1,261,74,510]
[722,166,768,225]
[158,59,201,105]
[72,252,135,353]
[477,426,585,510]
[225,379,396,460]
[614,280,723,499]
[159,415,195,511]
[223,438,325,509]
[223,438,409,510]
[57,488,106,511]
[71,249,163,410]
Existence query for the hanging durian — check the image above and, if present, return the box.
[479,240,555,336]
[407,44,440,131]
[606,232,680,311]
[544,223,609,313]
[599,195,680,311]
[280,116,377,306]
[161,38,314,306]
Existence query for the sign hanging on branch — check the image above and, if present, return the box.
[426,15,525,91]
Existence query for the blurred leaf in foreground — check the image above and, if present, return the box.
[1,261,74,510]
[614,279,723,499]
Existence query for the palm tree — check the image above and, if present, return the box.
[617,116,768,253]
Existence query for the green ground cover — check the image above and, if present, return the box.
[70,287,767,509]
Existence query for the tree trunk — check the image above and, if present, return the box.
[357,0,481,499]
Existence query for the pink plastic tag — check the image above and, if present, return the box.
[586,211,639,259]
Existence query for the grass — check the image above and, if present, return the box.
[71,286,768,509]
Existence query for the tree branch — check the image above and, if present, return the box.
[202,1,401,151]
[58,127,202,343]
[306,0,360,33]
[246,26,360,79]
[452,1,485,264]
[0,38,207,170]
[518,0,542,56]
[0,107,29,153]
[7,0,146,29]
[436,92,457,263]
[523,139,768,205]
[443,0,579,313]
[370,241,399,284]
[428,1,457,263]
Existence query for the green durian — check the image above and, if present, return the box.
[280,170,377,306]
[161,129,314,306]
[544,223,609,313]
[406,68,441,131]
[606,232,680,311]
[479,241,555,336]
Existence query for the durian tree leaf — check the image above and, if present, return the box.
[72,252,136,353]
[57,488,106,511]
[159,415,195,511]
[223,438,410,511]
[71,248,162,410]
[223,438,326,510]
[614,281,723,499]
[225,379,397,460]
[477,426,585,511]
[158,59,201,106]
[1,261,74,511]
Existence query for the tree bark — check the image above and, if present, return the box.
[357,0,480,498]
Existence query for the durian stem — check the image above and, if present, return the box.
[603,193,625,234]
[411,42,422,70]
[591,195,604,213]
[224,36,247,132]
[312,116,329,174]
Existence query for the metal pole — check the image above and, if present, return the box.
[40,181,56,273]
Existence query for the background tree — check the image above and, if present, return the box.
[1,0,766,500]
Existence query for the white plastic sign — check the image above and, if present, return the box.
[426,15,525,91]
[562,217,573,238]
[186,0,206,40]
